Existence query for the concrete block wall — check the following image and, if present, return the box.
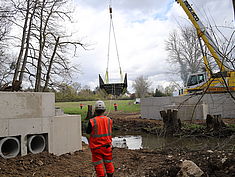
[202,93,235,118]
[0,92,82,158]
[141,93,235,120]
[162,103,208,121]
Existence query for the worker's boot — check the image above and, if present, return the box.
[107,173,113,177]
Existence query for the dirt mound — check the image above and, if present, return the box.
[0,145,234,177]
[114,148,235,177]
[0,145,93,177]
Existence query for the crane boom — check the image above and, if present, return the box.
[175,0,235,95]
[176,0,226,72]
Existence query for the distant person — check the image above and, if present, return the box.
[80,103,84,109]
[113,103,118,111]
[86,100,114,177]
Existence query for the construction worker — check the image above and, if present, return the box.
[86,100,114,177]
[113,103,118,111]
[79,103,84,109]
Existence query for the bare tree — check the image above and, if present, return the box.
[10,0,85,91]
[132,75,151,98]
[18,0,38,85]
[0,0,14,86]
[33,0,85,92]
[71,82,82,94]
[42,36,60,91]
[166,26,204,85]
[12,0,31,85]
[206,24,235,71]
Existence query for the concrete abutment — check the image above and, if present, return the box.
[0,92,82,158]
[141,93,235,120]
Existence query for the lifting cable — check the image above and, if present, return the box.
[105,0,123,84]
[105,1,117,117]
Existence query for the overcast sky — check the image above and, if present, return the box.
[69,0,234,92]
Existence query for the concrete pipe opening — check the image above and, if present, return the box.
[0,137,20,159]
[28,135,46,154]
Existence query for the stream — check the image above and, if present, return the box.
[82,132,235,151]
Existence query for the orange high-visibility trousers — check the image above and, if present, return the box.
[91,146,114,177]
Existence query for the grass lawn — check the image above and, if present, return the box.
[55,100,140,120]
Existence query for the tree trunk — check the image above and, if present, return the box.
[19,1,37,84]
[206,114,226,131]
[12,0,30,85]
[86,105,93,120]
[43,36,60,92]
[233,0,235,20]
[160,109,181,136]
[35,0,46,92]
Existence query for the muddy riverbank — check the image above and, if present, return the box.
[0,113,234,177]
[0,143,234,177]
[110,112,235,138]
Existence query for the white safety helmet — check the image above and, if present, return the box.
[95,100,106,111]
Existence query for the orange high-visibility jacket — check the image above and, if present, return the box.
[89,116,112,149]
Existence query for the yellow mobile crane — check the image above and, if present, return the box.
[176,0,235,95]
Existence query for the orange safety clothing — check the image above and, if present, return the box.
[91,146,114,177]
[89,116,112,149]
[114,103,118,111]
[89,116,114,177]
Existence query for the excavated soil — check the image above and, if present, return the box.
[111,112,235,137]
[0,113,235,177]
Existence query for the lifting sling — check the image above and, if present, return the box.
[99,1,127,96]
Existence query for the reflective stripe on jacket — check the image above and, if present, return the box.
[89,116,112,149]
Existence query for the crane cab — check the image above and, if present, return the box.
[180,72,208,95]
[186,73,207,88]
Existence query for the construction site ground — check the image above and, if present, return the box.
[0,112,235,177]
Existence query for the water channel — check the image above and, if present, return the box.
[82,132,235,151]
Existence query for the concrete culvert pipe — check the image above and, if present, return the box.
[28,135,46,154]
[0,137,20,159]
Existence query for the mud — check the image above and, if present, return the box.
[111,113,235,137]
[0,113,234,177]
[0,143,234,177]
